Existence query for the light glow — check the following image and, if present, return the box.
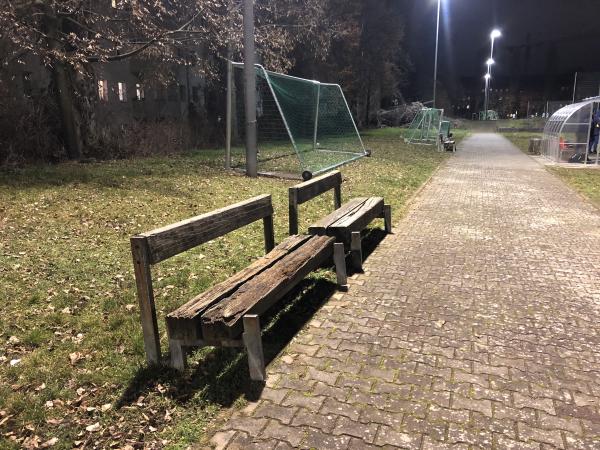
[486,58,495,66]
[491,29,502,39]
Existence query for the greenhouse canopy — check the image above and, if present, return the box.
[542,97,599,165]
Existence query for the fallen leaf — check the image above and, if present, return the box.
[41,437,58,448]
[0,414,13,427]
[100,403,112,412]
[69,352,83,365]
[85,422,100,432]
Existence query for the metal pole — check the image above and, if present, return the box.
[225,59,232,169]
[433,0,441,108]
[312,83,321,151]
[484,78,489,120]
[243,0,257,177]
[572,71,578,104]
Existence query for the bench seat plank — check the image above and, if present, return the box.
[166,234,312,342]
[308,198,367,235]
[308,197,384,242]
[200,235,334,342]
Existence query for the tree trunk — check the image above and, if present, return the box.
[364,72,371,127]
[52,62,83,160]
[45,11,83,160]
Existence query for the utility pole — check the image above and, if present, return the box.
[572,72,578,104]
[243,0,258,177]
[432,0,441,108]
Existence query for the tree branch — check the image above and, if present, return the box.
[87,10,203,63]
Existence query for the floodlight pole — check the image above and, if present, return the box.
[243,0,258,177]
[572,71,578,104]
[433,0,441,108]
[485,30,501,120]
[225,58,232,169]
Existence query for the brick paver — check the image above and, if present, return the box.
[210,134,600,449]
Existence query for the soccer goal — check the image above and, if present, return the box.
[404,107,444,146]
[226,62,368,180]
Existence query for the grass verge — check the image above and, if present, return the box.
[547,167,600,208]
[500,131,542,154]
[0,128,456,449]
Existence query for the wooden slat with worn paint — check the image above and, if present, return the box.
[200,235,334,341]
[166,235,311,342]
[290,170,342,205]
[137,195,273,264]
[308,198,368,235]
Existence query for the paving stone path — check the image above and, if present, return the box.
[210,134,600,449]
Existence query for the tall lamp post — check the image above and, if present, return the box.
[483,73,491,118]
[433,0,441,108]
[484,29,501,119]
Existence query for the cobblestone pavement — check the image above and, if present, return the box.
[210,134,600,449]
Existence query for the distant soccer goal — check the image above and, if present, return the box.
[226,62,367,180]
[404,107,444,146]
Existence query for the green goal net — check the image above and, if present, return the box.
[404,108,443,146]
[227,63,367,180]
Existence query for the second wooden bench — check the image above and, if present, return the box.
[289,170,392,271]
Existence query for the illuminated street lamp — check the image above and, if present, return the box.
[484,29,501,119]
[483,73,492,118]
[433,0,442,108]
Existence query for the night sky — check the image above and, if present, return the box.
[406,0,600,101]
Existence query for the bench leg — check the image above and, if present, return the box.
[243,314,266,381]
[169,339,187,371]
[350,231,362,272]
[383,205,392,234]
[333,242,348,289]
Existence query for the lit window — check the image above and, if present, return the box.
[98,80,108,101]
[118,82,127,102]
[135,83,144,101]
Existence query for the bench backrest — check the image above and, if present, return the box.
[130,194,275,363]
[288,171,342,235]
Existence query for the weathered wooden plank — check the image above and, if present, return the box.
[383,204,392,233]
[288,189,299,236]
[130,236,161,364]
[333,242,347,288]
[137,195,273,264]
[307,198,368,236]
[263,215,275,253]
[201,235,334,341]
[334,184,342,209]
[331,197,384,232]
[166,235,311,341]
[291,170,342,205]
[350,231,362,271]
[243,315,266,381]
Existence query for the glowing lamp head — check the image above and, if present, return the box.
[484,73,491,80]
[486,58,495,66]
[491,29,502,39]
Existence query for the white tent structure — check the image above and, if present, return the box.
[542,97,599,165]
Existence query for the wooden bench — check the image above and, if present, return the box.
[289,171,392,271]
[439,120,457,152]
[131,195,346,380]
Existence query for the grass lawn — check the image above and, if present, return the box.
[500,130,600,208]
[500,131,542,154]
[0,128,458,449]
[548,167,600,208]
